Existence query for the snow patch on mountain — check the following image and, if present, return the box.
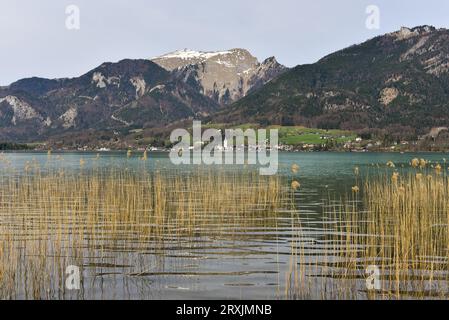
[151,48,287,104]
[152,49,233,61]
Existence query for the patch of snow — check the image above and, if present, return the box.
[214,59,234,68]
[152,49,233,61]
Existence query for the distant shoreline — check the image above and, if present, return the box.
[2,149,449,154]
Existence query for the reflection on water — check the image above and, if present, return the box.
[0,151,448,299]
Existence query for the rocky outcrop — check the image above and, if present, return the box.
[152,49,287,104]
[0,95,43,125]
[0,59,219,141]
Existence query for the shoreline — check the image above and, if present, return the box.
[2,149,449,154]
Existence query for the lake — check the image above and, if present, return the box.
[0,151,448,299]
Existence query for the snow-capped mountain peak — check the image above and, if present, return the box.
[152,49,234,61]
[151,48,287,104]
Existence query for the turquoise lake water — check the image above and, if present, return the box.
[1,151,448,299]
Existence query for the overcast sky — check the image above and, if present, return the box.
[0,0,448,85]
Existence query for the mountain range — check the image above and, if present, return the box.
[0,48,286,145]
[1,25,449,147]
[214,26,449,141]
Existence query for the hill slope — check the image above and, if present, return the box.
[0,59,219,141]
[0,48,286,144]
[214,26,449,138]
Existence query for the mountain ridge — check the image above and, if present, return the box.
[0,58,219,142]
[213,25,449,140]
[2,26,449,148]
[151,48,288,104]
[0,48,286,144]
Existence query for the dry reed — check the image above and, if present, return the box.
[0,164,286,299]
[287,160,449,300]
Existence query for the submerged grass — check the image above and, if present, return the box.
[3,153,449,300]
[287,159,449,300]
[0,164,286,299]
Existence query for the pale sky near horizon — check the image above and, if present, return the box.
[0,0,449,85]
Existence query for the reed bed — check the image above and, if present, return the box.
[0,164,286,299]
[287,159,449,300]
[5,153,449,300]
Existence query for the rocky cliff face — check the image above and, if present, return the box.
[151,49,287,104]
